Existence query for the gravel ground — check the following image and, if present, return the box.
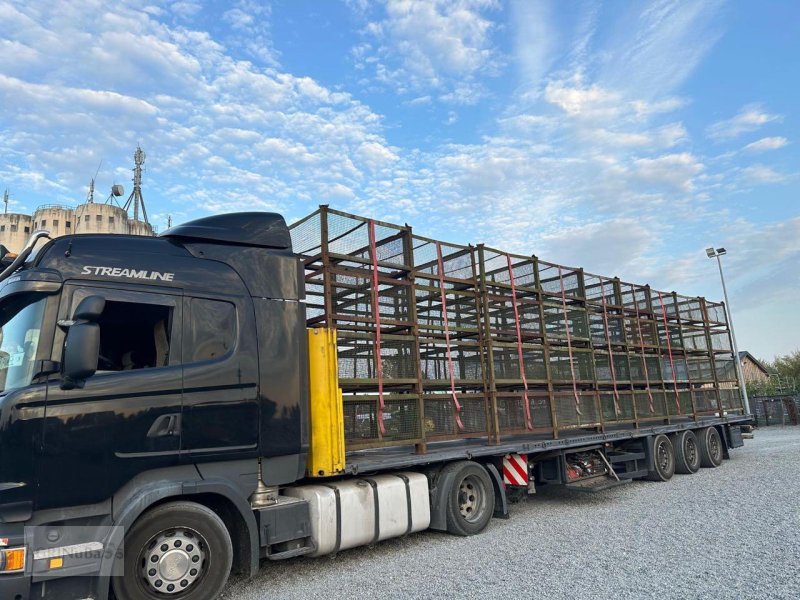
[222,427,800,600]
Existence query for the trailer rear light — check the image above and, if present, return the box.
[0,547,26,573]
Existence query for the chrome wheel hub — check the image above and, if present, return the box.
[142,528,206,595]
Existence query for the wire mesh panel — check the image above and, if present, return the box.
[693,388,719,413]
[548,348,594,382]
[554,390,600,429]
[705,301,728,325]
[539,261,583,300]
[423,392,489,438]
[719,386,744,412]
[601,391,635,423]
[490,342,547,384]
[337,332,418,388]
[342,393,421,447]
[418,338,483,386]
[636,388,668,419]
[676,295,704,324]
[714,355,738,382]
[495,391,553,433]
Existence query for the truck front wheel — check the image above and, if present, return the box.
[442,461,494,536]
[113,501,233,600]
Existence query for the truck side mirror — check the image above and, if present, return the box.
[61,295,105,390]
[74,295,106,321]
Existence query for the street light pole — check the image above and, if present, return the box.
[707,248,750,415]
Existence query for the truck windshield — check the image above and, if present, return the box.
[0,293,47,393]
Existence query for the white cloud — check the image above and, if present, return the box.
[0,1,395,220]
[544,79,620,118]
[633,153,703,192]
[352,0,500,100]
[707,104,783,141]
[743,136,788,153]
[741,164,788,184]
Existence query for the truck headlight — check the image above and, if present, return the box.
[0,547,26,573]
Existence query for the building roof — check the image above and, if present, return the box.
[738,351,770,376]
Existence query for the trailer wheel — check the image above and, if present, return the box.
[698,427,723,468]
[441,461,494,536]
[112,501,233,600]
[647,434,675,481]
[672,430,701,474]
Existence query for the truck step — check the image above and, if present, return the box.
[566,476,632,492]
[267,539,316,561]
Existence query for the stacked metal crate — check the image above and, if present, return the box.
[290,206,744,451]
[477,247,552,440]
[291,207,423,450]
[706,299,740,412]
[412,234,489,442]
[538,260,597,430]
[618,281,669,422]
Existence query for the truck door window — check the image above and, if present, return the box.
[0,293,47,392]
[188,298,236,362]
[95,300,172,371]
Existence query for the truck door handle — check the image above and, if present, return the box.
[147,414,181,438]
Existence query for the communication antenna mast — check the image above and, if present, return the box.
[2,189,8,214]
[87,161,103,204]
[123,145,149,224]
[167,215,172,228]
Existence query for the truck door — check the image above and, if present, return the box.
[179,295,259,457]
[41,284,183,507]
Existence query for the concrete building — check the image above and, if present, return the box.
[1,147,155,254]
[0,201,154,254]
[0,212,34,252]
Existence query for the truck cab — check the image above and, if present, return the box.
[0,213,309,599]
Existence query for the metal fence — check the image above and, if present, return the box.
[750,395,800,426]
[290,206,744,452]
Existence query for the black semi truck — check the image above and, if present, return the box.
[0,211,749,600]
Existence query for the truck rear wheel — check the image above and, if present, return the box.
[112,501,233,600]
[442,461,494,536]
[672,430,701,474]
[698,427,723,468]
[646,434,675,481]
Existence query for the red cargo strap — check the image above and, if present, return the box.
[632,286,655,414]
[368,220,386,436]
[506,255,533,429]
[599,278,621,417]
[557,266,582,415]
[657,291,682,413]
[436,242,464,431]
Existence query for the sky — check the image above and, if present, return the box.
[0,0,797,359]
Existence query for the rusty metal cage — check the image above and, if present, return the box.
[289,206,744,451]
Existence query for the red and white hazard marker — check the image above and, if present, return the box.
[502,453,528,486]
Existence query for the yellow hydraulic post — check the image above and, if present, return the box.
[306,328,345,477]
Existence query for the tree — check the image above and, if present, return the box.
[772,349,800,382]
[748,350,799,396]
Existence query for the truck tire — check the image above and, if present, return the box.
[672,430,701,474]
[112,501,233,600]
[698,427,723,468]
[646,434,675,481]
[441,461,494,536]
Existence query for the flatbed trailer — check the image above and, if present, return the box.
[0,209,750,600]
